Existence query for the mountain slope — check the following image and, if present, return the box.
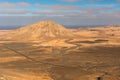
[5,20,75,41]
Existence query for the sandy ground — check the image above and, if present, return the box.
[0,26,120,80]
[0,40,120,80]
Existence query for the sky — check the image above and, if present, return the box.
[0,0,120,29]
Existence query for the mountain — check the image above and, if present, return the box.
[4,20,75,41]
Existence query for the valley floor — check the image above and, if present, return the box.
[0,40,120,80]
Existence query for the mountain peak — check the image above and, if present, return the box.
[32,20,62,28]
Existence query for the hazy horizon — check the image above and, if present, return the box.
[0,24,115,30]
[0,0,120,29]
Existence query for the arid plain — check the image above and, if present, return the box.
[0,21,120,80]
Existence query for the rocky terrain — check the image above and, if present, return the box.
[2,21,75,41]
[0,21,120,80]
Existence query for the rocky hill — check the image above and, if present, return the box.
[4,20,75,41]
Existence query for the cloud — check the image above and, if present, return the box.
[0,3,112,16]
[41,5,112,12]
[0,2,31,8]
[32,5,111,16]
[34,3,41,7]
[17,2,31,7]
[1,11,120,27]
[0,10,120,28]
[0,2,119,26]
[31,7,120,26]
[33,10,70,16]
[0,2,16,8]
[80,8,111,15]
[60,0,80,2]
[88,0,101,2]
[60,0,102,2]
[42,5,81,10]
[0,10,29,14]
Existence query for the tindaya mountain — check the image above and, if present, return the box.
[4,21,75,41]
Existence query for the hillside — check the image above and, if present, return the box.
[4,20,75,41]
